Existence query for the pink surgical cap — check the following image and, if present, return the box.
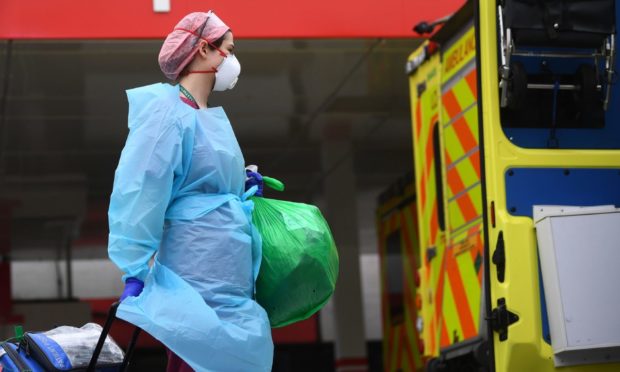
[158,11,230,81]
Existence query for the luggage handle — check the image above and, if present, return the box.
[86,301,141,372]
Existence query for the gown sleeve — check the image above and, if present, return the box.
[108,101,184,282]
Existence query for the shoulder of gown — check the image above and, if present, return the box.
[125,83,194,131]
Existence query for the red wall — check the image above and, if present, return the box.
[0,0,463,39]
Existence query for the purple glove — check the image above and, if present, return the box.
[245,169,264,197]
[120,277,144,301]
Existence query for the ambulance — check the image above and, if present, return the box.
[376,172,424,371]
[379,0,620,370]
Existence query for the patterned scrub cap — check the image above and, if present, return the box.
[158,11,229,81]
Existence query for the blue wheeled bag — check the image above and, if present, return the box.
[0,341,46,372]
[0,302,141,372]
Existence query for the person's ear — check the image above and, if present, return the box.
[197,41,209,58]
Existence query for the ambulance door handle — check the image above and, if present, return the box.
[492,231,505,283]
[488,298,519,342]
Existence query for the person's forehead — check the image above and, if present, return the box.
[223,32,234,45]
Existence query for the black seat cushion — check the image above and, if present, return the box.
[504,0,616,47]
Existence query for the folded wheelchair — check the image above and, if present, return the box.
[498,0,616,133]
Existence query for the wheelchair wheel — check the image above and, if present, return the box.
[506,61,527,110]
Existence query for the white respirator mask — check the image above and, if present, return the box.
[213,54,241,91]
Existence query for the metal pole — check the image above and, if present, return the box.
[513,50,604,59]
[65,232,73,299]
[0,40,13,178]
[526,83,602,91]
[56,235,63,298]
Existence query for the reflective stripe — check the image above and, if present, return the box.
[449,181,481,203]
[446,251,476,338]
[441,274,462,342]
[439,50,483,348]
[450,215,483,237]
[440,317,451,348]
[378,197,424,371]
[443,102,477,128]
[456,245,482,334]
[446,146,479,171]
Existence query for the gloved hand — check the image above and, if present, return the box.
[120,277,144,301]
[245,165,264,197]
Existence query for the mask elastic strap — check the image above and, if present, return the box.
[174,27,228,57]
[184,68,218,75]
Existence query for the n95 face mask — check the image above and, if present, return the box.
[213,54,241,91]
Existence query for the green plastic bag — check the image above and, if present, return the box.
[252,196,339,328]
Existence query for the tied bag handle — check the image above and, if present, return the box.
[262,176,284,192]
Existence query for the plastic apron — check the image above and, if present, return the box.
[107,83,273,372]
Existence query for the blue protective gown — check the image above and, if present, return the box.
[107,83,273,372]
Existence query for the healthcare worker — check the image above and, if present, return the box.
[107,11,273,372]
